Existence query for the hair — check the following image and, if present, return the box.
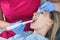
[46,11,60,40]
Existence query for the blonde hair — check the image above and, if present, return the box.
[47,11,60,40]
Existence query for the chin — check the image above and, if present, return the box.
[30,26,38,30]
[30,23,38,29]
[30,26,34,29]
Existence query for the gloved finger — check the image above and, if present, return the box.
[37,1,49,13]
[40,2,47,10]
[12,23,26,34]
[37,7,47,13]
[46,2,55,12]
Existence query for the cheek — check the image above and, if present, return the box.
[47,19,53,27]
[30,21,46,30]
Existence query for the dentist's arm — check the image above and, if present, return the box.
[0,7,10,29]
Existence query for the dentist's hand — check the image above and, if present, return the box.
[37,1,56,13]
[11,20,26,34]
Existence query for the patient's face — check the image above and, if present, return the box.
[49,0,60,3]
[30,12,53,30]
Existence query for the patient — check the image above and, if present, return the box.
[8,10,60,40]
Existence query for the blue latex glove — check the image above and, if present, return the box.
[10,20,26,34]
[37,1,56,13]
